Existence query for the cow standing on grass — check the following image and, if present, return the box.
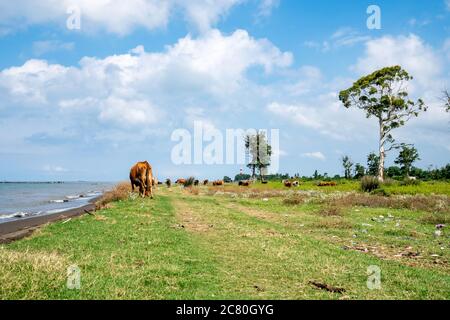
[130,161,154,198]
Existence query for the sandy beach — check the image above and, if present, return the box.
[0,198,97,244]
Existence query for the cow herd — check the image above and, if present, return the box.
[129,161,314,199]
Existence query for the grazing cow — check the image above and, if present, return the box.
[166,179,171,188]
[203,179,209,185]
[130,161,154,198]
[261,180,268,184]
[194,179,199,186]
[176,178,186,185]
[317,181,337,187]
[292,181,299,187]
[283,180,292,188]
[213,180,224,186]
[239,180,251,187]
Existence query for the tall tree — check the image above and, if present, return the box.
[394,145,420,177]
[367,152,380,176]
[339,66,427,181]
[244,131,272,181]
[342,155,354,179]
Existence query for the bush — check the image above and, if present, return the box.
[400,177,421,186]
[360,176,380,193]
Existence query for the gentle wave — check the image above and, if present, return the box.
[0,211,42,220]
[49,191,102,204]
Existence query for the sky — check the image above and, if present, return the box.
[0,0,449,181]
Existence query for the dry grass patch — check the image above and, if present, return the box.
[327,193,449,213]
[313,218,352,229]
[184,187,200,196]
[420,212,450,225]
[95,182,131,209]
[282,194,308,205]
[317,205,344,216]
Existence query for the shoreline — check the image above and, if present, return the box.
[0,196,100,244]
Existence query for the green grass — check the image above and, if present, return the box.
[250,180,450,196]
[0,186,449,299]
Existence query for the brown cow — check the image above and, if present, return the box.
[130,161,154,198]
[176,178,186,185]
[212,180,224,186]
[283,180,292,188]
[239,180,251,186]
[203,179,209,185]
[317,181,337,187]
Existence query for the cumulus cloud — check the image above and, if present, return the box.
[0,0,275,35]
[266,96,372,141]
[0,29,292,135]
[354,34,442,89]
[301,152,326,161]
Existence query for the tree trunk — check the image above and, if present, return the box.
[378,119,385,182]
[378,146,385,182]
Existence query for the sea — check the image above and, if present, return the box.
[0,181,115,223]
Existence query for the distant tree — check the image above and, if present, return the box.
[342,155,354,179]
[395,145,420,177]
[245,131,272,181]
[354,163,366,179]
[313,170,319,180]
[386,166,402,178]
[234,173,251,181]
[339,66,427,181]
[367,152,380,176]
[223,176,232,183]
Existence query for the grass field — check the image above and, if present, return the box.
[0,182,449,299]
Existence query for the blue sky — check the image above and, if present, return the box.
[0,0,449,181]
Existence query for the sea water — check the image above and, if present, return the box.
[0,182,114,223]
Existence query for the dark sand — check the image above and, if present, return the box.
[0,198,98,244]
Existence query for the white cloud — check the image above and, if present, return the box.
[354,34,442,89]
[0,29,292,132]
[266,95,373,142]
[179,0,242,32]
[301,152,326,161]
[257,0,280,18]
[99,97,161,127]
[304,27,370,52]
[0,0,275,35]
[286,66,322,96]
